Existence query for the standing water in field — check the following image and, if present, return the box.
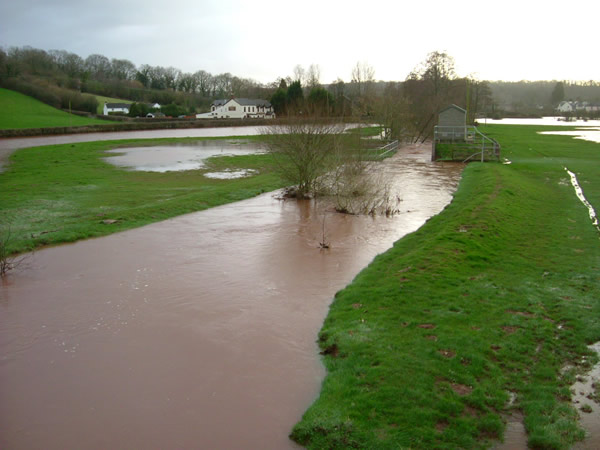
[103,140,266,173]
[0,143,463,449]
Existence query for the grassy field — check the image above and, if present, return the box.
[291,125,600,449]
[0,136,282,254]
[0,88,113,129]
[92,94,133,115]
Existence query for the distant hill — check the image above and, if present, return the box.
[0,88,113,130]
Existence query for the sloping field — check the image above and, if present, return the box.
[0,88,111,129]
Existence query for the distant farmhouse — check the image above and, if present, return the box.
[103,102,131,115]
[197,98,275,119]
[556,100,600,113]
[103,102,161,116]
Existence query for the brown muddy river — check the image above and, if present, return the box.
[0,142,463,449]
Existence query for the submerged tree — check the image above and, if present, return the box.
[262,120,344,198]
[262,120,398,215]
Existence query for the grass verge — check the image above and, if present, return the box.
[291,124,600,449]
[0,136,282,254]
[0,87,112,129]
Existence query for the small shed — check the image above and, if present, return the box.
[432,104,500,162]
[439,104,466,127]
[437,104,467,140]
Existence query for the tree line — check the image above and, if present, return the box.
[2,45,597,136]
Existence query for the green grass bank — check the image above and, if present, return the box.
[0,136,282,254]
[292,125,600,449]
[0,88,112,129]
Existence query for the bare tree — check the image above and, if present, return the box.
[351,61,375,96]
[194,70,212,96]
[293,64,306,84]
[85,54,111,80]
[374,82,412,140]
[350,61,376,115]
[0,224,29,278]
[110,58,137,80]
[178,72,199,93]
[262,119,345,198]
[306,64,321,88]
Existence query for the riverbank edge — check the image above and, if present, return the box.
[0,116,364,138]
[0,135,285,255]
[291,125,600,449]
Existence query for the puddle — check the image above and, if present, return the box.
[572,342,600,449]
[204,169,258,179]
[493,392,529,449]
[479,117,600,127]
[104,140,265,172]
[540,128,600,144]
[0,143,463,449]
[565,168,600,233]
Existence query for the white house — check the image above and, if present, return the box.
[196,98,275,119]
[556,101,575,113]
[103,102,131,115]
[556,101,600,114]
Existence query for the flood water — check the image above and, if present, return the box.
[104,140,266,173]
[0,143,463,449]
[478,117,600,127]
[572,342,600,450]
[540,128,600,144]
[0,126,268,171]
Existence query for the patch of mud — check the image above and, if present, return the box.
[439,349,456,358]
[492,392,529,449]
[572,342,600,449]
[450,383,473,396]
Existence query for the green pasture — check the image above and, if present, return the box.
[0,88,112,129]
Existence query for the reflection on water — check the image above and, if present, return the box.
[0,143,463,449]
[104,141,265,172]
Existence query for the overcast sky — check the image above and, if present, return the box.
[1,0,598,84]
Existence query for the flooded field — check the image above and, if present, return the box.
[0,143,463,449]
[479,117,600,127]
[540,128,600,144]
[0,126,268,171]
[104,140,266,173]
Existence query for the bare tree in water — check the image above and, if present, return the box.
[0,224,29,277]
[262,119,345,199]
[263,120,399,215]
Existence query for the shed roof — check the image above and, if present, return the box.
[105,103,131,109]
[213,98,272,108]
[439,104,466,114]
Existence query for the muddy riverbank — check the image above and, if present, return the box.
[0,143,463,449]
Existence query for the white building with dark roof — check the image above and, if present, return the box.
[196,98,275,119]
[103,102,131,115]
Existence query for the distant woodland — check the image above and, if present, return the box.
[1,45,599,137]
